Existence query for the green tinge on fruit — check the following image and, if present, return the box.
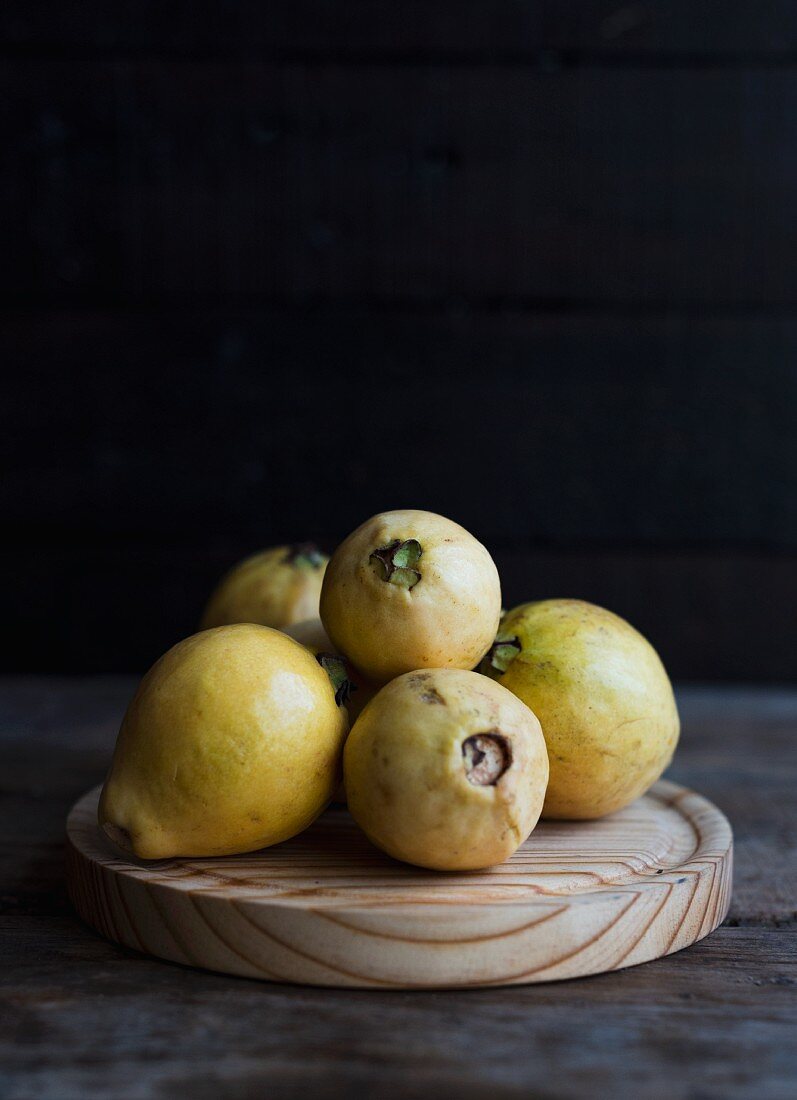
[486,635,521,673]
[483,599,679,820]
[286,542,326,570]
[369,538,422,589]
[316,652,357,707]
[321,509,502,684]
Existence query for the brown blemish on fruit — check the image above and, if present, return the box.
[462,733,511,786]
[407,672,445,704]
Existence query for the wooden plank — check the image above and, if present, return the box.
[65,781,733,988]
[5,61,797,303]
[1,918,795,1100]
[3,682,796,926]
[1,680,795,1096]
[4,3,797,60]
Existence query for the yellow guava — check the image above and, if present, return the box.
[344,668,549,870]
[201,544,327,629]
[98,624,348,858]
[320,510,501,683]
[481,599,679,819]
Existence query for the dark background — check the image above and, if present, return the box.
[2,2,795,679]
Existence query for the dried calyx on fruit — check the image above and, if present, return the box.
[486,635,521,673]
[285,543,326,570]
[316,652,357,707]
[343,668,547,870]
[462,733,511,786]
[369,538,422,589]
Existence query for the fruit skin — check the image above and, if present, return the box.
[344,668,549,871]
[320,510,501,684]
[98,624,348,859]
[283,618,377,725]
[200,545,327,630]
[284,618,377,803]
[482,599,679,820]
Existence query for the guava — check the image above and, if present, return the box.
[481,599,679,819]
[283,617,378,804]
[283,618,376,724]
[201,543,327,630]
[320,510,501,683]
[344,668,549,870]
[98,624,348,858]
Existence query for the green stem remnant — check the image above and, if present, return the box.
[369,539,422,589]
[286,543,326,570]
[316,653,357,707]
[462,734,511,786]
[486,635,521,674]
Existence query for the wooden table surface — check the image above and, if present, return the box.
[2,678,795,1099]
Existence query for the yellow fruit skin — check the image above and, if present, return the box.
[283,618,378,725]
[98,624,348,859]
[200,546,327,630]
[483,600,679,820]
[344,669,549,870]
[284,617,378,803]
[320,510,501,684]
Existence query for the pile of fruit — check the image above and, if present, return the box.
[99,509,680,871]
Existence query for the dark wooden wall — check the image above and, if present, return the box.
[2,3,795,678]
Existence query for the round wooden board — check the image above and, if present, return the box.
[67,779,732,989]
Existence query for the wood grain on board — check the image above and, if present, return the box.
[2,680,795,1097]
[66,780,732,989]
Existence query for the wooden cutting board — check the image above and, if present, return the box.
[66,779,732,989]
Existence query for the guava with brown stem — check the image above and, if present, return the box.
[320,510,501,684]
[481,599,680,819]
[344,668,549,870]
[98,624,348,859]
[200,543,327,630]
